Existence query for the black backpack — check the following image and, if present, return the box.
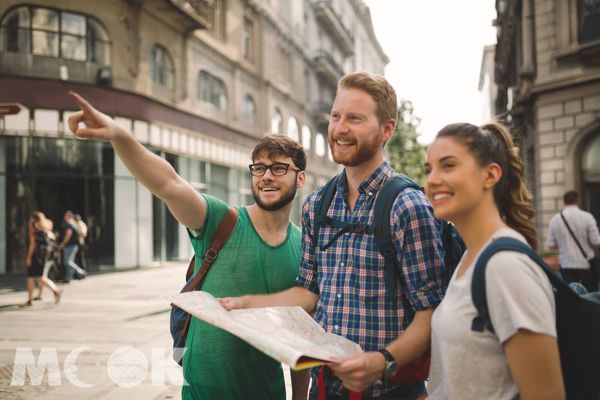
[313,173,465,300]
[471,237,600,400]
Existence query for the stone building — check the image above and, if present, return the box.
[493,0,600,247]
[0,0,388,274]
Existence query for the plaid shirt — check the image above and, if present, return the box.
[296,162,445,398]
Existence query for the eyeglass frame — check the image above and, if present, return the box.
[248,162,302,177]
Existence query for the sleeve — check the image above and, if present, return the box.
[295,191,320,294]
[485,251,556,343]
[186,194,229,272]
[546,216,558,248]
[586,214,600,246]
[393,188,445,311]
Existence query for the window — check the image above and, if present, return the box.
[242,17,254,61]
[150,44,174,89]
[197,70,227,111]
[271,108,283,133]
[315,133,326,157]
[581,0,600,43]
[287,117,299,142]
[0,6,110,64]
[241,94,256,125]
[301,125,311,150]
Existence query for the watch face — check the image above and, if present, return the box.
[384,361,399,380]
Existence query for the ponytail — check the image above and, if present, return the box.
[481,123,537,249]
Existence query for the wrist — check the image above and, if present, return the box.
[377,348,399,381]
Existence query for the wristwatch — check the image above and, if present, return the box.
[377,348,399,381]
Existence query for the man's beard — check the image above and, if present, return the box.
[253,184,297,211]
[329,136,381,167]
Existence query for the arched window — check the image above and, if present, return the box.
[197,70,227,111]
[0,6,110,64]
[581,0,600,43]
[287,117,299,142]
[315,133,326,157]
[583,134,600,171]
[241,94,256,125]
[301,125,311,150]
[271,108,283,134]
[150,44,174,89]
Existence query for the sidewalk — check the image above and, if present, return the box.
[0,263,294,399]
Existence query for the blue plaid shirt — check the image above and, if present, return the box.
[296,162,445,398]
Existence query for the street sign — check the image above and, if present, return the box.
[0,103,22,115]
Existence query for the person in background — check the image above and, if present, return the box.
[74,214,88,272]
[546,190,600,292]
[424,122,565,399]
[58,210,87,282]
[25,211,62,306]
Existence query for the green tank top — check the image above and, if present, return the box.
[182,194,301,400]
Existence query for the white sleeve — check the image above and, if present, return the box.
[485,251,556,343]
[546,217,558,248]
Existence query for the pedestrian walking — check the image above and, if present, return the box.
[58,210,87,282]
[67,92,310,400]
[74,214,88,271]
[25,211,62,306]
[424,122,565,399]
[546,190,600,292]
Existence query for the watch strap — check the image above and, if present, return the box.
[377,348,395,363]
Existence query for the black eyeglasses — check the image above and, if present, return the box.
[248,163,301,176]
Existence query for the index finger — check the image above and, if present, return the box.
[68,91,94,113]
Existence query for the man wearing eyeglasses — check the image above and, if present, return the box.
[67,92,309,400]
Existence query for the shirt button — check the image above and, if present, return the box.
[367,192,373,196]
[334,325,339,330]
[336,293,342,298]
[344,232,350,236]
[340,262,345,267]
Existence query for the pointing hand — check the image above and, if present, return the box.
[68,91,124,141]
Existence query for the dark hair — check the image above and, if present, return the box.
[338,71,397,126]
[563,190,579,205]
[251,134,307,171]
[436,122,537,249]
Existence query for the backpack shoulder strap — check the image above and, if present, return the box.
[312,174,342,249]
[184,207,239,287]
[470,236,575,333]
[374,175,422,299]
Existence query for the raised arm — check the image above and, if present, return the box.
[68,92,206,230]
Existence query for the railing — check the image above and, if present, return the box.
[314,0,354,42]
[314,49,343,77]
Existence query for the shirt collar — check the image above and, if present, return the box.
[336,161,394,195]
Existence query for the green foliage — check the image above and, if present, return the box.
[387,100,426,185]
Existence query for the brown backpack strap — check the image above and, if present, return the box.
[182,207,239,293]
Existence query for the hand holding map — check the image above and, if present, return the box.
[168,291,362,370]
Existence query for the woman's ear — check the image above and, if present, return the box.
[483,163,503,189]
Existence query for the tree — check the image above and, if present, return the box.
[387,100,426,185]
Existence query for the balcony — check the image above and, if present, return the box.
[313,0,354,56]
[166,0,214,29]
[314,50,343,85]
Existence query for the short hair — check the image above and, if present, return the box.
[251,134,307,171]
[338,71,397,126]
[563,190,579,205]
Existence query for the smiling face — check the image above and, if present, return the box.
[251,154,304,211]
[424,137,500,223]
[327,88,393,168]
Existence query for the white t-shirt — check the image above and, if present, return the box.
[427,227,556,400]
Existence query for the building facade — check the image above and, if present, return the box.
[493,0,600,247]
[0,0,388,274]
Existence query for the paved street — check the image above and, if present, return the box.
[0,264,294,399]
